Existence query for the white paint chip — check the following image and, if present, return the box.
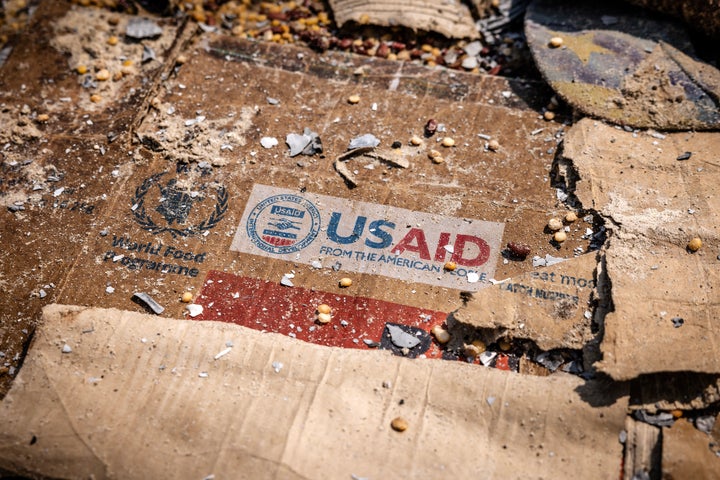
[260,137,279,149]
[214,347,232,360]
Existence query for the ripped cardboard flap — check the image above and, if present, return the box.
[0,304,628,479]
[452,252,598,351]
[561,118,720,380]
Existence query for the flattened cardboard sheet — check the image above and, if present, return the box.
[55,37,589,335]
[561,118,720,379]
[0,304,629,479]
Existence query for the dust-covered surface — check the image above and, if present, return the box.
[48,7,178,112]
[0,0,185,397]
[561,118,720,379]
[137,99,255,165]
[0,0,719,478]
[525,0,720,130]
[0,304,629,480]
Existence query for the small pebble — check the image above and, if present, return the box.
[487,139,500,151]
[554,231,567,243]
[543,111,556,121]
[391,140,402,149]
[96,69,111,81]
[391,417,408,432]
[107,35,119,46]
[547,218,563,231]
[549,36,564,48]
[76,65,88,74]
[428,149,442,160]
[348,94,360,104]
[431,325,451,344]
[565,212,578,223]
[498,339,511,351]
[676,152,692,161]
[90,94,102,103]
[441,137,455,148]
[424,118,438,136]
[317,304,331,314]
[176,54,188,64]
[443,261,457,271]
[339,277,353,288]
[36,113,49,122]
[181,292,193,303]
[687,237,702,252]
[507,242,531,259]
[317,312,332,324]
[410,135,423,146]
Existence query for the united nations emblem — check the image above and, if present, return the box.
[131,171,228,237]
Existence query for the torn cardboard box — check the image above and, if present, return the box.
[52,35,588,337]
[452,252,599,352]
[5,3,716,478]
[559,118,720,380]
[0,304,629,479]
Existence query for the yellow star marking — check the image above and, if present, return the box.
[550,31,612,64]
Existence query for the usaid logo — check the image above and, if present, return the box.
[246,194,321,254]
[233,185,505,290]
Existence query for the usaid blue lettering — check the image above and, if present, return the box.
[325,213,490,267]
[327,213,365,244]
[365,220,396,248]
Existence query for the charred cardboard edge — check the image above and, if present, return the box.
[0,304,628,480]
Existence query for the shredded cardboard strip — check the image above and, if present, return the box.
[334,147,410,187]
[328,0,479,39]
[0,305,628,479]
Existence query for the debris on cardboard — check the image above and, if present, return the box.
[131,292,165,315]
[452,252,598,351]
[1,0,720,478]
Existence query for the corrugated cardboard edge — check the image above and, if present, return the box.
[0,304,627,479]
[328,0,479,39]
[560,118,720,380]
